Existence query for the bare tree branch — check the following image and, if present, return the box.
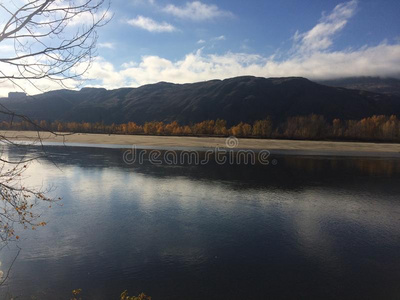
[0,0,111,247]
[0,0,111,91]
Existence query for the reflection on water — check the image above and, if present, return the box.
[1,145,400,300]
[283,155,400,177]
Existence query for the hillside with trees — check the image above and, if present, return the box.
[1,76,400,126]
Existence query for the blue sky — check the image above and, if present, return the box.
[1,0,400,95]
[81,0,400,89]
[98,0,399,65]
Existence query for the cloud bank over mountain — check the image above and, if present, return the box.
[1,0,399,96]
[80,0,400,90]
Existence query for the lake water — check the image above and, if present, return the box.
[1,145,400,299]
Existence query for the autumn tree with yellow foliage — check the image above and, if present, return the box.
[1,115,400,142]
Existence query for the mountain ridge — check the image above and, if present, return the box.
[1,76,400,125]
[318,77,400,96]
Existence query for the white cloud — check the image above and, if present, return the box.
[82,57,127,88]
[127,15,176,32]
[121,61,138,68]
[197,36,225,45]
[118,50,265,86]
[163,1,233,21]
[0,55,81,97]
[0,45,14,53]
[0,74,79,98]
[3,40,400,97]
[98,43,399,88]
[293,0,358,54]
[98,42,115,49]
[212,35,226,41]
[131,0,155,5]
[68,10,112,26]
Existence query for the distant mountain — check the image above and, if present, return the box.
[318,77,400,96]
[1,76,400,125]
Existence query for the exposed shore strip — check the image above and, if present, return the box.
[3,130,400,158]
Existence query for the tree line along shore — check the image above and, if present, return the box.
[1,114,400,142]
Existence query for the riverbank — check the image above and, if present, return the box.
[2,130,400,158]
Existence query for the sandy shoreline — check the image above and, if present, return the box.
[2,130,400,158]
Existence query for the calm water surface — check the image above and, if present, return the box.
[1,145,400,299]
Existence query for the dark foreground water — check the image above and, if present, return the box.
[1,145,400,299]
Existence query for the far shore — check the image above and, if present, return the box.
[2,130,400,158]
